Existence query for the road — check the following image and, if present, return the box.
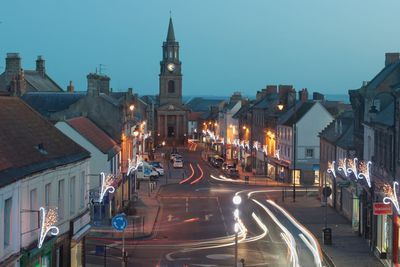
[86,148,324,267]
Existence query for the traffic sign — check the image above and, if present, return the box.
[112,214,128,232]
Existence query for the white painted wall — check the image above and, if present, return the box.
[19,159,90,249]
[296,102,334,164]
[56,122,115,189]
[0,181,20,265]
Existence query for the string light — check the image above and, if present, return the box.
[327,161,336,178]
[357,161,372,188]
[337,158,347,177]
[274,149,280,160]
[383,182,400,214]
[99,172,115,202]
[38,207,59,248]
[346,158,358,178]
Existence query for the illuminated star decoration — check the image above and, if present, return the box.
[346,158,358,178]
[99,172,115,202]
[327,161,336,178]
[383,182,400,214]
[38,207,59,248]
[337,158,347,177]
[357,161,372,188]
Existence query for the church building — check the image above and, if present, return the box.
[156,18,189,146]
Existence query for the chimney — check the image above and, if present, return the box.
[5,53,21,85]
[266,85,277,95]
[128,88,133,95]
[36,55,45,76]
[67,81,75,92]
[299,88,308,102]
[385,53,400,67]
[99,75,110,95]
[313,92,325,101]
[87,73,99,96]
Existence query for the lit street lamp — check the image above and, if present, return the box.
[232,195,242,267]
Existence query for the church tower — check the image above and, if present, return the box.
[156,17,188,146]
[159,17,182,106]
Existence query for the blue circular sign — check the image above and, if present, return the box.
[112,214,128,231]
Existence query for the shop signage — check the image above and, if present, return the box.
[72,211,91,235]
[373,203,393,215]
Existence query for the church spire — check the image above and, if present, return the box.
[166,17,175,42]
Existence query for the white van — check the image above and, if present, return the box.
[136,162,159,181]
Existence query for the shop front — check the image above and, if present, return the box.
[255,150,265,175]
[20,238,56,267]
[70,210,91,267]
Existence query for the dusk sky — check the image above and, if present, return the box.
[1,0,399,97]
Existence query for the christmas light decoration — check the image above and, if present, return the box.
[337,158,347,177]
[263,145,268,156]
[383,182,400,214]
[346,158,358,178]
[99,172,115,202]
[127,156,144,176]
[357,161,372,188]
[327,161,336,178]
[275,149,280,160]
[38,207,59,248]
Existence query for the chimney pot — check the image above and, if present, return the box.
[385,52,400,67]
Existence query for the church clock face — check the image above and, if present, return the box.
[167,63,175,72]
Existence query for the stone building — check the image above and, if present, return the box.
[0,53,63,96]
[155,18,189,146]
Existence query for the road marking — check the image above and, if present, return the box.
[186,197,189,213]
[205,214,213,221]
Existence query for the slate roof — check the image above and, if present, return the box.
[0,97,90,188]
[319,110,354,145]
[251,94,279,110]
[24,70,63,92]
[371,101,395,126]
[365,61,400,92]
[186,97,225,112]
[21,91,85,118]
[188,112,202,121]
[67,117,120,158]
[279,101,315,126]
[166,17,176,42]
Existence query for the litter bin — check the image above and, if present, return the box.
[322,227,332,245]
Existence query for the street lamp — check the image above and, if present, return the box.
[232,195,242,267]
[369,91,397,181]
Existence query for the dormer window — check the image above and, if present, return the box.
[35,143,48,155]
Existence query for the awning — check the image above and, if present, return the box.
[72,224,91,242]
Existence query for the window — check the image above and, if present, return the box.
[169,51,173,58]
[45,183,51,206]
[70,176,75,215]
[58,180,64,219]
[80,171,85,208]
[30,189,38,234]
[4,197,12,247]
[306,148,314,158]
[168,80,175,93]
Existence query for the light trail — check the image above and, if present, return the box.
[252,199,299,267]
[190,164,204,184]
[179,163,195,184]
[267,200,322,267]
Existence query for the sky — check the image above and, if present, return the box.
[1,0,400,97]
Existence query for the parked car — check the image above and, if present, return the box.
[150,161,164,176]
[170,153,183,162]
[135,162,159,181]
[210,156,224,168]
[173,159,184,168]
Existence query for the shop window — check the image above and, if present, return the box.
[292,170,300,185]
[314,170,320,185]
[377,215,390,255]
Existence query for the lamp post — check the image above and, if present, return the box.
[232,195,242,267]
[369,91,397,181]
[276,102,297,202]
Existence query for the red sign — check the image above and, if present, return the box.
[373,203,393,215]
